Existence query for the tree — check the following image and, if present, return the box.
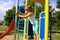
[55,11,60,30]
[56,0,60,30]
[4,6,15,26]
[50,0,60,30]
[56,0,60,8]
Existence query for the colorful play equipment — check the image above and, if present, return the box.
[39,12,45,40]
[19,6,25,13]
[22,0,49,40]
[15,0,49,40]
[0,0,50,40]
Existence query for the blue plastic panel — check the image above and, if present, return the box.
[40,12,45,40]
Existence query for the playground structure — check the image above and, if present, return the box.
[15,0,49,40]
[0,0,50,40]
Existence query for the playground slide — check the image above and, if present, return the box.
[0,21,15,39]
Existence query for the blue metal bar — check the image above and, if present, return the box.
[49,12,52,40]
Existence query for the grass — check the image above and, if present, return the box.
[52,33,60,40]
[0,25,8,31]
[0,25,14,35]
[0,25,8,34]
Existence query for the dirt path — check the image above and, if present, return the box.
[0,34,34,40]
[1,35,14,40]
[0,34,23,40]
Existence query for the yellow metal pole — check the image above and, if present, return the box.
[34,3,36,17]
[23,0,28,40]
[44,0,49,40]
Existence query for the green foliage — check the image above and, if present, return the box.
[56,12,60,30]
[52,12,60,30]
[4,6,15,26]
[36,6,42,18]
[56,12,60,20]
[54,0,60,30]
[56,0,60,8]
[52,0,60,30]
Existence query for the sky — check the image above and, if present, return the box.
[0,0,57,21]
[50,0,57,7]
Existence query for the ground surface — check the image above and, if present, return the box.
[0,26,60,40]
[0,34,33,40]
[1,33,60,40]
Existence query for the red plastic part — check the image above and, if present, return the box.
[0,21,15,39]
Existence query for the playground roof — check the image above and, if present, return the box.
[32,0,45,5]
